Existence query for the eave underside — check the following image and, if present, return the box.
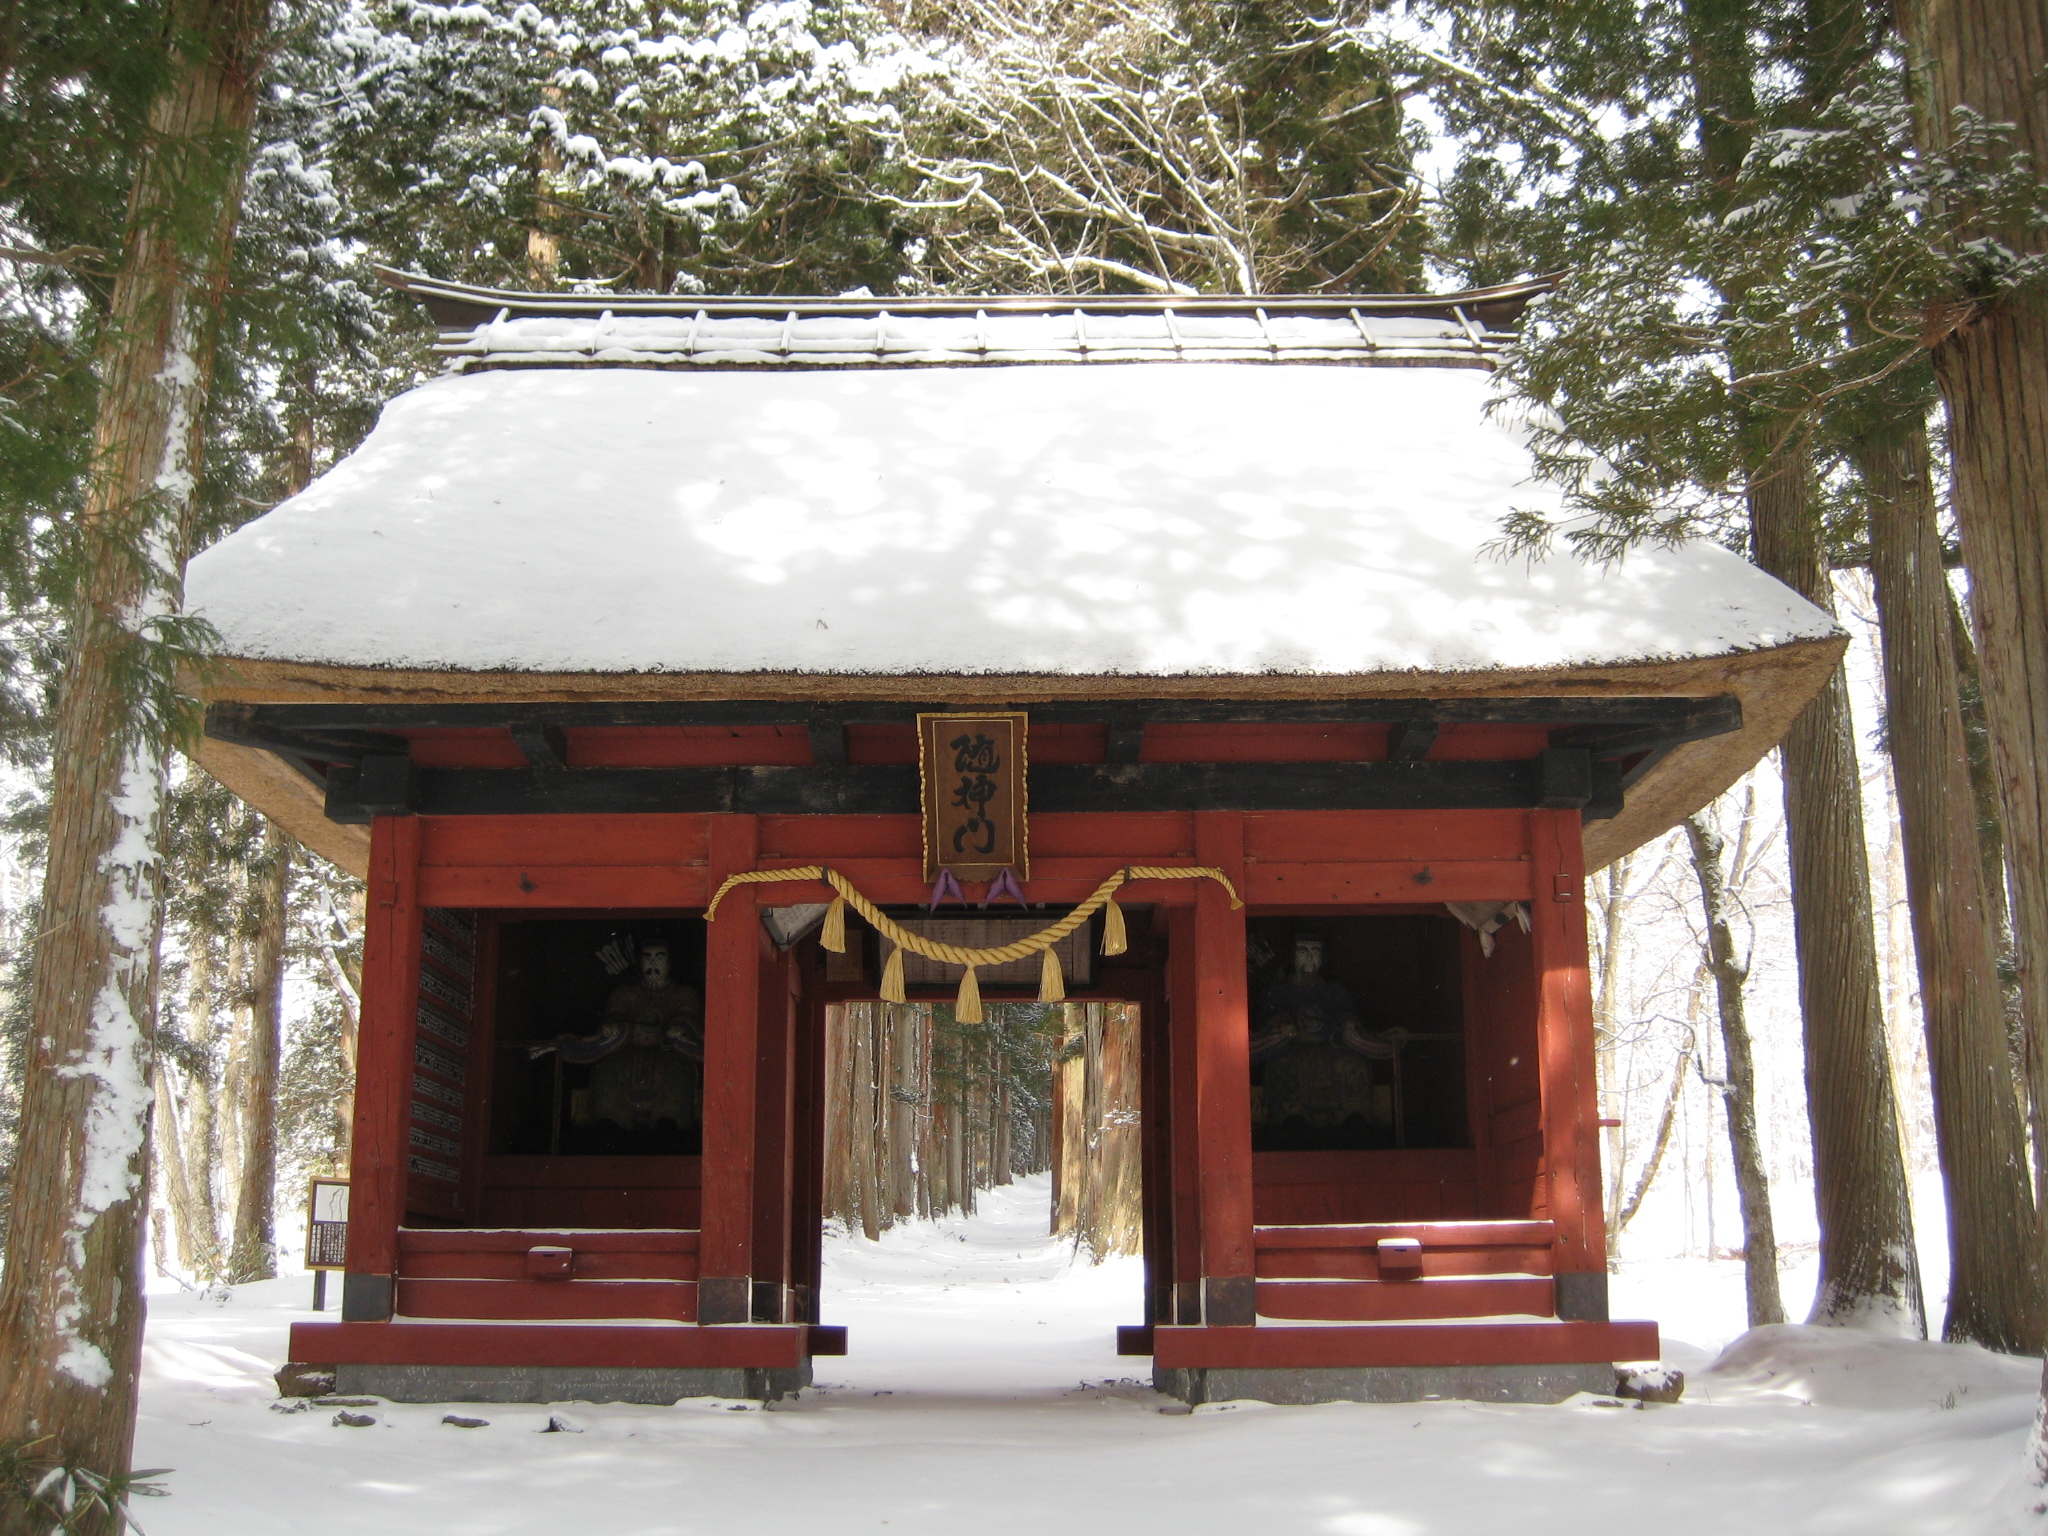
[188,635,1843,880]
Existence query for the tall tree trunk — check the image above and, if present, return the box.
[1862,422,2043,1352]
[0,0,268,1510]
[1945,588,2014,957]
[1895,10,2048,1233]
[1686,812,1787,1327]
[1889,0,2048,1488]
[1749,454,1925,1333]
[148,1068,210,1282]
[216,917,247,1227]
[225,825,288,1283]
[175,932,222,1278]
[1679,0,1920,1332]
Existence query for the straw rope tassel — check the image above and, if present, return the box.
[1101,892,1128,956]
[704,864,1242,989]
[1038,945,1065,1003]
[820,893,847,953]
[956,965,983,1024]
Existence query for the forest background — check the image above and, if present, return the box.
[0,0,2043,1519]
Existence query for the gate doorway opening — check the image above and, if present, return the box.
[816,999,1146,1394]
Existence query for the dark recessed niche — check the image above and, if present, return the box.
[1246,914,1469,1153]
[489,915,706,1157]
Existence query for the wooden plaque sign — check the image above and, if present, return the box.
[305,1178,350,1271]
[918,712,1029,882]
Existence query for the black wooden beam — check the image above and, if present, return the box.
[318,759,1624,822]
[1536,748,1592,809]
[1550,696,1743,759]
[205,702,409,764]
[805,712,849,767]
[510,724,569,770]
[1106,706,1146,764]
[220,694,1742,734]
[1388,720,1440,760]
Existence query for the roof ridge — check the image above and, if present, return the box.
[376,265,1557,334]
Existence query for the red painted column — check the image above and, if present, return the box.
[1165,903,1204,1324]
[699,815,762,1324]
[1193,811,1255,1326]
[749,945,799,1323]
[788,958,829,1326]
[1529,809,1609,1319]
[343,816,423,1321]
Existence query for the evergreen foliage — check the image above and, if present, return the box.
[1413,2,2048,563]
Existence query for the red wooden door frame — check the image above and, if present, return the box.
[1193,811,1256,1326]
[1529,808,1609,1317]
[700,815,763,1324]
[343,817,422,1320]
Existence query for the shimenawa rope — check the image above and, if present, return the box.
[704,865,1241,1022]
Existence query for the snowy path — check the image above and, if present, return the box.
[136,1175,2034,1535]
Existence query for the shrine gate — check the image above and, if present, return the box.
[186,273,1843,1405]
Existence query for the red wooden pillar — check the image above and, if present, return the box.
[700,815,762,1325]
[1529,808,1609,1319]
[343,816,423,1321]
[1165,903,1204,1324]
[750,944,799,1323]
[788,955,828,1326]
[1137,929,1173,1327]
[1193,811,1255,1326]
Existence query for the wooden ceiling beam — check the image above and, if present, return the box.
[317,756,1624,824]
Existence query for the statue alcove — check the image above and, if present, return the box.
[488,915,708,1158]
[1245,913,1469,1154]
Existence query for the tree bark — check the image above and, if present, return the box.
[225,825,288,1283]
[173,932,222,1278]
[1685,812,1787,1327]
[1896,0,2048,1204]
[1862,422,2043,1352]
[1677,0,1921,1333]
[1887,0,2048,1483]
[216,917,247,1230]
[1749,455,1926,1333]
[148,1067,211,1281]
[0,0,268,1511]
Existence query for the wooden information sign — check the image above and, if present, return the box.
[305,1178,350,1271]
[918,712,1029,882]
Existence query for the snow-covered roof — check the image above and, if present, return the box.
[185,361,1837,680]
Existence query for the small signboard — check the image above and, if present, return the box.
[305,1178,350,1271]
[918,712,1029,882]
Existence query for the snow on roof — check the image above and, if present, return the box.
[184,362,1838,680]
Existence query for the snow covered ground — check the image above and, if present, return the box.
[137,1173,2038,1535]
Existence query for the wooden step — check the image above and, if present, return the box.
[1256,1276,1554,1321]
[290,1319,813,1370]
[395,1276,697,1322]
[1255,1220,1554,1280]
[1150,1318,1660,1370]
[396,1228,700,1282]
